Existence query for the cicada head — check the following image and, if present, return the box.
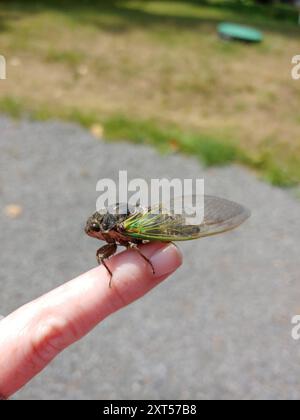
[85,211,118,238]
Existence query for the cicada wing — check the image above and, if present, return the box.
[122,195,250,242]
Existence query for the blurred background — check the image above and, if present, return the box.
[1,0,300,186]
[1,0,300,400]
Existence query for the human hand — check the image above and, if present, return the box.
[0,242,182,399]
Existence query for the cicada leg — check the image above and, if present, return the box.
[96,243,118,287]
[126,242,156,275]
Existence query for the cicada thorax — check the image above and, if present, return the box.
[95,204,141,244]
[99,229,136,245]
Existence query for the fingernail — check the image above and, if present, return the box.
[151,244,182,277]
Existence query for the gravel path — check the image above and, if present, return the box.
[0,116,300,400]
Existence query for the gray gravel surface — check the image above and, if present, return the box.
[0,116,300,400]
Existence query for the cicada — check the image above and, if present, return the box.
[85,196,250,287]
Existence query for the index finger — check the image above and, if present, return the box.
[0,242,182,398]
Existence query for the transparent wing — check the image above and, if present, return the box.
[122,195,250,242]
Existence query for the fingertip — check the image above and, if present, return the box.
[101,242,182,304]
[110,242,182,281]
[63,243,183,320]
[150,243,183,278]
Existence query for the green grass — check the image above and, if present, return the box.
[1,95,298,187]
[0,96,25,118]
[0,0,300,187]
[0,95,240,166]
[45,50,86,67]
[104,115,241,165]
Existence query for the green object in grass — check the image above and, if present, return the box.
[218,22,263,43]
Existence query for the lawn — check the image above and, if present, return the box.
[0,0,300,186]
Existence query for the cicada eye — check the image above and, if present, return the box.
[91,222,101,232]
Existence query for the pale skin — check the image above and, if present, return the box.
[0,242,182,399]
